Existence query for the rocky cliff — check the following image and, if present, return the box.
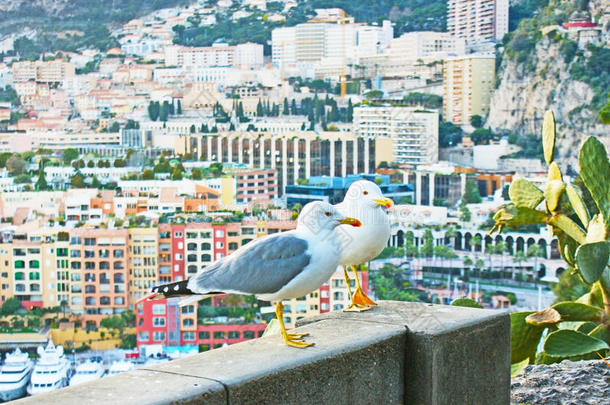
[487,0,609,170]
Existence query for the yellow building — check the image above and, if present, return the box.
[128,228,158,307]
[443,53,496,125]
[0,244,13,304]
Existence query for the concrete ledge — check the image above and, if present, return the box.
[13,301,509,405]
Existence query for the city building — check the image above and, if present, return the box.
[447,0,509,43]
[353,106,439,166]
[443,53,496,125]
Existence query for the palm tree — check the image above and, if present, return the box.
[472,234,482,252]
[445,226,457,248]
[462,256,473,278]
[513,251,526,284]
[495,241,506,278]
[474,258,485,279]
[527,244,544,284]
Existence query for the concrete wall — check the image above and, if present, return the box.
[14,301,510,405]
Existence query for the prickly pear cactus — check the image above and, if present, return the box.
[490,110,610,373]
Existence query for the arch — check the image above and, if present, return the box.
[550,239,560,259]
[505,236,514,255]
[454,232,463,250]
[396,230,404,248]
[187,265,197,274]
[464,233,472,251]
[201,242,211,250]
[538,263,546,279]
[537,239,548,259]
[526,238,536,249]
[556,267,566,277]
[484,235,494,252]
[516,237,525,253]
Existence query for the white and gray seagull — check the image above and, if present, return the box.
[145,201,361,348]
[335,180,393,311]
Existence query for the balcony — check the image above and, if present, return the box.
[17,302,509,404]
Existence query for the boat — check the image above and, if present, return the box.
[26,341,70,396]
[107,360,135,376]
[0,348,33,402]
[69,360,105,386]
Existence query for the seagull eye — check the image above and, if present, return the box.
[325,212,332,217]
[363,191,369,195]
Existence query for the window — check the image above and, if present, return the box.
[84,238,96,246]
[85,262,95,270]
[71,262,81,270]
[114,297,125,305]
[243,331,255,339]
[113,262,124,270]
[182,318,194,327]
[215,230,224,237]
[228,242,238,250]
[201,254,211,262]
[14,272,25,280]
[200,232,211,238]
[99,249,110,258]
[152,304,166,315]
[201,243,211,250]
[85,297,96,306]
[99,261,110,270]
[14,260,25,269]
[70,236,81,245]
[56,248,68,257]
[187,265,197,274]
[100,296,110,305]
[186,232,197,239]
[187,243,197,251]
[85,285,96,294]
[228,331,240,339]
[213,331,225,339]
[182,305,194,314]
[15,284,25,292]
[29,284,40,292]
[153,331,165,341]
[198,331,210,339]
[183,331,195,341]
[113,249,124,258]
[215,241,224,249]
[174,232,183,238]
[153,317,166,327]
[138,331,149,341]
[187,254,197,262]
[70,250,81,258]
[29,260,40,269]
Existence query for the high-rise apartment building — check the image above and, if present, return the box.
[447,0,509,42]
[354,106,439,166]
[128,228,158,306]
[443,53,496,125]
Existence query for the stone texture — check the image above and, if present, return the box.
[511,360,610,405]
[298,301,511,405]
[13,301,511,405]
[142,318,406,405]
[11,369,226,405]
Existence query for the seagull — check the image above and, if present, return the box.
[334,180,393,311]
[145,201,361,348]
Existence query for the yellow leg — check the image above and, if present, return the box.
[343,265,372,312]
[351,265,377,306]
[343,266,354,298]
[275,302,313,348]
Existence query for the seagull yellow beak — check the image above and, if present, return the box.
[374,198,394,208]
[339,217,362,227]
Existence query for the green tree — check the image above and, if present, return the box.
[91,176,102,189]
[141,169,154,180]
[63,148,79,165]
[6,155,26,175]
[459,202,472,222]
[551,270,589,304]
[35,160,48,190]
[209,162,223,176]
[0,297,22,315]
[159,101,170,122]
[513,250,527,284]
[463,179,482,203]
[148,101,160,121]
[421,229,434,257]
[470,114,484,128]
[191,168,203,180]
[346,98,353,122]
[13,174,31,184]
[87,160,95,168]
[71,174,85,188]
[171,168,183,180]
[177,99,182,115]
[113,159,126,168]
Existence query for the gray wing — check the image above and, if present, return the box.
[187,232,311,295]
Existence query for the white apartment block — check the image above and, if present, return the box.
[447,0,509,42]
[164,43,263,69]
[354,106,439,166]
[234,43,264,70]
[0,64,13,88]
[389,32,466,60]
[12,60,76,83]
[272,27,297,68]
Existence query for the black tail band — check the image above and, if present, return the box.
[151,280,194,297]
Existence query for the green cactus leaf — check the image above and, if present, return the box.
[578,136,610,227]
[509,179,544,209]
[600,266,610,292]
[585,214,607,243]
[551,302,604,322]
[511,358,529,377]
[575,241,610,283]
[576,322,599,335]
[547,162,563,182]
[556,231,578,266]
[544,329,609,357]
[494,205,548,230]
[526,307,561,326]
[576,282,604,308]
[588,324,610,345]
[451,298,483,309]
[511,311,545,364]
[542,110,556,165]
[565,184,589,228]
[545,180,566,213]
[549,214,586,244]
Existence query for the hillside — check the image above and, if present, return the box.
[487,0,609,170]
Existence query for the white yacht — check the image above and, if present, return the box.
[26,341,70,396]
[107,360,134,376]
[0,348,33,402]
[69,360,105,386]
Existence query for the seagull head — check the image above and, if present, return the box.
[344,180,394,210]
[298,201,361,234]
